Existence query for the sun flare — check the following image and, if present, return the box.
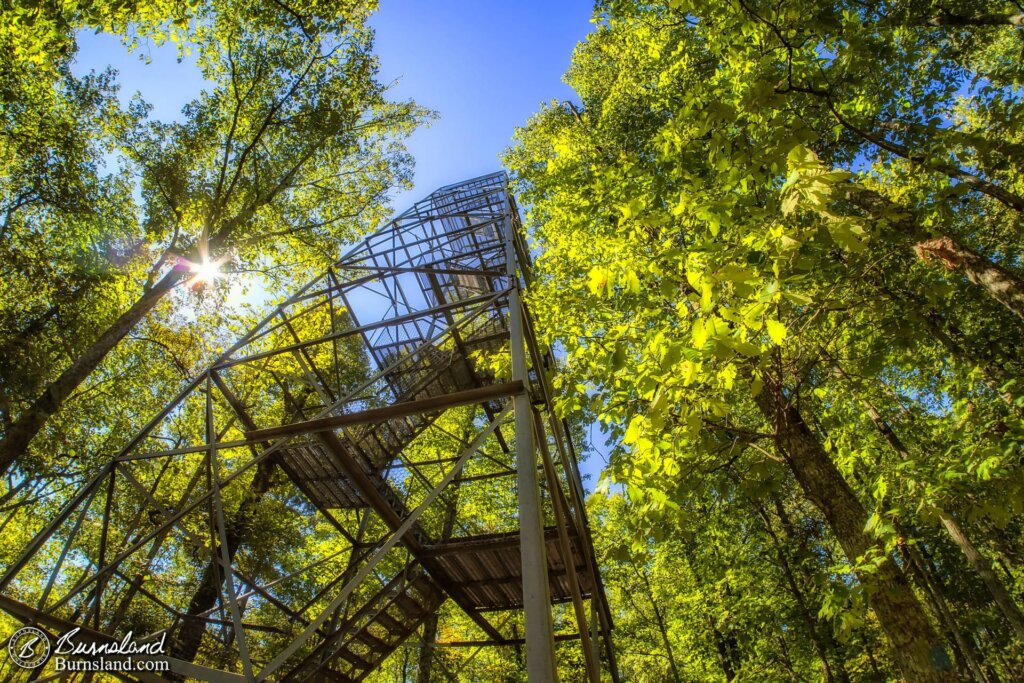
[189,258,223,285]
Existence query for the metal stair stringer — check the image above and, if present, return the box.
[281,562,445,683]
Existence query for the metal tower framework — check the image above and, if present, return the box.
[0,173,618,682]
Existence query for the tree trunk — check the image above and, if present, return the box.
[864,636,888,682]
[826,385,991,680]
[914,237,1024,322]
[170,454,277,663]
[833,352,1024,643]
[0,279,92,362]
[939,514,1024,642]
[768,493,853,683]
[417,612,441,683]
[991,527,1021,572]
[400,641,411,681]
[755,383,957,682]
[917,308,1019,410]
[0,269,185,475]
[630,557,683,682]
[901,540,992,683]
[417,472,461,683]
[751,499,845,683]
[924,12,1024,27]
[850,189,1024,322]
[775,630,799,682]
[870,280,1019,411]
[839,128,1024,212]
[708,615,737,682]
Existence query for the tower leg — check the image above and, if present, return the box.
[507,204,558,681]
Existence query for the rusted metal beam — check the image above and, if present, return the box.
[420,527,565,557]
[433,633,597,648]
[256,406,512,681]
[245,382,522,441]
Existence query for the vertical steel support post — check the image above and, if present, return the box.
[505,192,558,681]
[206,373,255,681]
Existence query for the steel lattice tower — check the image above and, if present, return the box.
[0,173,618,682]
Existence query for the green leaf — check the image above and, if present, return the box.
[588,266,610,296]
[611,342,627,370]
[622,269,642,294]
[766,319,787,345]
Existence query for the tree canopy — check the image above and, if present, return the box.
[0,0,431,479]
[4,0,1024,680]
[504,0,1024,680]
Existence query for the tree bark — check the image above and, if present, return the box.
[708,615,737,682]
[991,527,1022,572]
[768,493,854,683]
[751,499,846,683]
[0,269,186,475]
[775,629,799,682]
[832,351,1024,643]
[924,12,1024,27]
[755,382,957,682]
[902,540,992,683]
[417,471,461,683]
[939,514,1024,642]
[864,636,888,682]
[835,119,1024,212]
[417,612,442,683]
[914,236,1024,322]
[917,308,1018,408]
[0,279,94,362]
[630,558,683,683]
[871,286,1020,412]
[170,454,277,663]
[849,190,1024,323]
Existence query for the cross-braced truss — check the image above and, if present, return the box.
[0,173,618,682]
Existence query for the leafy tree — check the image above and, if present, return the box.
[0,0,431,477]
[505,1,1024,680]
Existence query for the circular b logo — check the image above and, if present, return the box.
[7,626,50,669]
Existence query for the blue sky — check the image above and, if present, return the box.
[73,0,593,210]
[370,0,592,209]
[71,0,610,484]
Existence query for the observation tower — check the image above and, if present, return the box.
[0,173,617,682]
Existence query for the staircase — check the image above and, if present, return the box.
[268,268,510,680]
[276,300,505,512]
[282,564,445,683]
